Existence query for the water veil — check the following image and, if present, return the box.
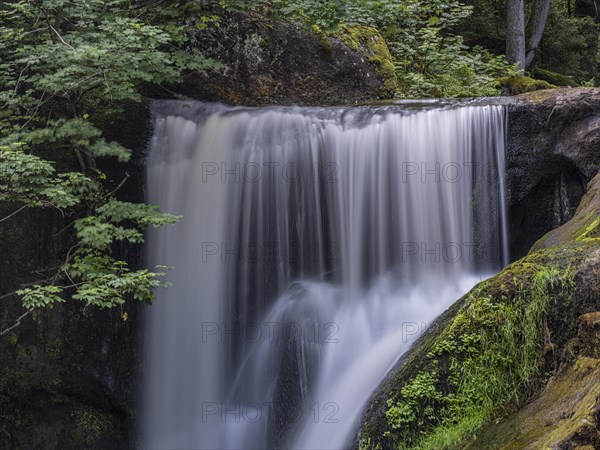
[141,100,508,449]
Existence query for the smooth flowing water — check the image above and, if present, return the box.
[141,101,508,449]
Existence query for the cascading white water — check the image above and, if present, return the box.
[141,101,508,449]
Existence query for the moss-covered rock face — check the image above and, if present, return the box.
[334,24,397,99]
[464,356,600,450]
[498,75,556,95]
[531,67,579,87]
[157,12,396,106]
[358,169,600,449]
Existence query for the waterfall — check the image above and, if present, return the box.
[141,100,508,449]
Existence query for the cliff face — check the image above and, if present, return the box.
[506,88,600,260]
[0,102,152,450]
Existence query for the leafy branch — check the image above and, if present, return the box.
[0,0,217,335]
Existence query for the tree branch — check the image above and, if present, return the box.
[102,173,130,200]
[0,205,27,223]
[0,309,33,337]
[49,24,75,50]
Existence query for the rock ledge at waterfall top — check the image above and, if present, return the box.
[357,174,600,450]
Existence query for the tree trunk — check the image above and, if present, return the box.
[506,0,526,70]
[525,0,552,68]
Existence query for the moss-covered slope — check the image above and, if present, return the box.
[358,174,600,449]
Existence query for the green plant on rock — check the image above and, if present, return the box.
[0,0,218,334]
[384,265,574,449]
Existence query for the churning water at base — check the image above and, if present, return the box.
[141,101,508,449]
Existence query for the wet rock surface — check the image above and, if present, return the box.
[506,87,600,260]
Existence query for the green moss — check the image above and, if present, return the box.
[498,75,556,95]
[575,215,600,241]
[383,264,573,449]
[359,435,382,450]
[530,212,600,253]
[7,332,18,346]
[73,405,112,446]
[312,24,334,61]
[465,357,600,449]
[45,337,62,359]
[334,24,397,98]
[531,67,579,87]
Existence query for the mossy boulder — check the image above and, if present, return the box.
[358,168,600,449]
[531,67,579,87]
[158,12,396,106]
[333,24,398,99]
[498,75,556,95]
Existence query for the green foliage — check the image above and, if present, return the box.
[68,255,172,308]
[75,199,180,250]
[458,0,599,85]
[361,0,519,97]
[538,3,599,84]
[384,266,574,449]
[222,0,348,31]
[0,145,95,208]
[0,0,210,314]
[17,286,65,309]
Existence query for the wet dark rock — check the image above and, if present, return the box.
[0,103,151,450]
[506,87,600,260]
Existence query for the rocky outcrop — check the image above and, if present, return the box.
[465,355,600,449]
[506,87,600,259]
[358,164,600,449]
[156,13,397,106]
